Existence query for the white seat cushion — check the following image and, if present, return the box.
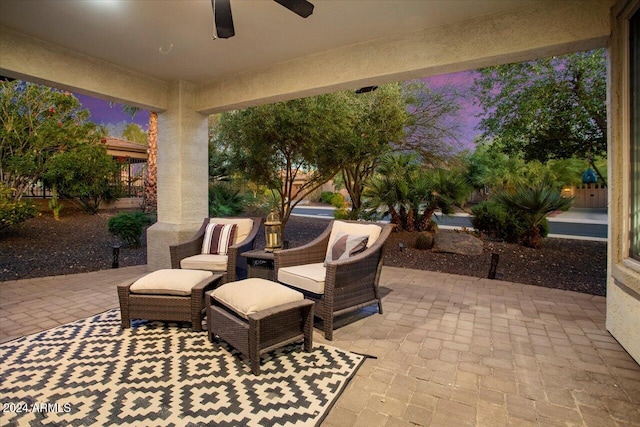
[327,221,381,259]
[209,218,254,245]
[130,269,213,296]
[211,278,303,319]
[277,263,326,294]
[180,254,228,271]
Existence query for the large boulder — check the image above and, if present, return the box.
[433,232,484,256]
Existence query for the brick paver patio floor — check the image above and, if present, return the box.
[1,265,639,426]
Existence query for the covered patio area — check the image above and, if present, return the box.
[1,266,638,425]
[1,0,639,423]
[1,0,638,363]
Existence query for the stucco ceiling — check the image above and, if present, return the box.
[0,0,538,84]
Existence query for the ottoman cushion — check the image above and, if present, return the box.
[212,278,303,319]
[130,269,214,296]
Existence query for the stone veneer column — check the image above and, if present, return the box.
[146,81,208,271]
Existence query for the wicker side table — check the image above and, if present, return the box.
[241,249,275,281]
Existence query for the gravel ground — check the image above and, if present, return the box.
[0,212,606,296]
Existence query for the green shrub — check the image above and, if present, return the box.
[42,143,120,214]
[320,191,334,204]
[209,183,246,217]
[470,201,523,243]
[332,207,353,220]
[494,183,572,248]
[538,217,549,239]
[330,193,347,208]
[107,211,153,248]
[0,183,38,230]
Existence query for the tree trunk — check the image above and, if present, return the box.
[388,205,403,231]
[346,169,362,211]
[417,208,436,232]
[522,226,542,248]
[142,112,158,213]
[588,158,607,187]
[406,208,415,232]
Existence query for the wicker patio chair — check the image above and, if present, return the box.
[170,217,262,284]
[274,220,393,340]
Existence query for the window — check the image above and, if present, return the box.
[631,8,640,260]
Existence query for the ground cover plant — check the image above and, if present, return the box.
[0,213,606,297]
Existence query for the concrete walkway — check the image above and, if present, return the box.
[547,208,608,225]
[1,266,639,426]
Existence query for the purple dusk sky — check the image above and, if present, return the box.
[76,70,482,147]
[75,93,150,131]
[423,70,483,149]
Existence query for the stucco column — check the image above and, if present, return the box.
[146,81,208,271]
[607,0,640,364]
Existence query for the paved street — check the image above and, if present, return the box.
[292,206,608,241]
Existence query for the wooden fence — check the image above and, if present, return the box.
[566,184,608,208]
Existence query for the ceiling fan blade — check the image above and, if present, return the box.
[273,0,314,18]
[212,0,235,38]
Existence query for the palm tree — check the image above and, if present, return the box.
[364,153,471,232]
[494,183,572,248]
[415,169,471,232]
[363,154,417,231]
[119,105,157,213]
[142,112,158,213]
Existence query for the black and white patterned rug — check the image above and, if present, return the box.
[0,309,364,426]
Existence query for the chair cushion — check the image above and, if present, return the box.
[325,231,368,264]
[212,278,303,319]
[277,263,326,294]
[180,254,228,271]
[202,223,237,255]
[326,221,381,260]
[130,269,213,296]
[209,218,254,245]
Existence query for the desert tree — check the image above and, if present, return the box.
[212,94,350,228]
[336,84,407,217]
[399,80,464,166]
[0,80,105,201]
[473,48,607,184]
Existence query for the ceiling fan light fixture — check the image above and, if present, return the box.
[212,0,235,39]
[211,0,313,39]
[274,0,314,18]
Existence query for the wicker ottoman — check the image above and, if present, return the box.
[118,269,224,331]
[207,278,314,375]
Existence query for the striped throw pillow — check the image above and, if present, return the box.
[202,223,237,255]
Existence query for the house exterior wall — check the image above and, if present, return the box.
[195,0,613,115]
[607,0,640,363]
[0,27,168,112]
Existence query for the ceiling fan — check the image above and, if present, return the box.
[212,0,314,39]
